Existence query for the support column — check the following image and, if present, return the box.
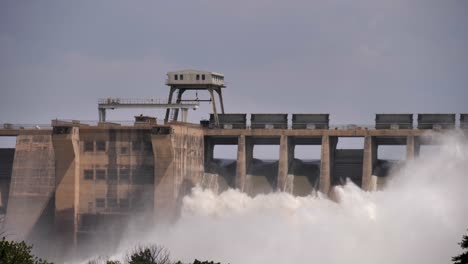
[406,135,420,160]
[98,108,106,122]
[52,126,80,258]
[180,109,188,122]
[235,135,246,191]
[203,137,214,173]
[209,88,219,127]
[164,87,176,123]
[276,135,294,192]
[216,88,225,114]
[362,136,377,191]
[172,89,185,121]
[319,135,336,195]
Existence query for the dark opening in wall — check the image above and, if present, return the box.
[293,145,321,196]
[212,145,238,190]
[84,141,94,152]
[119,167,130,183]
[84,169,94,180]
[96,141,106,151]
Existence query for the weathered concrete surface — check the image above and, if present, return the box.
[152,124,204,221]
[235,135,247,191]
[0,148,15,212]
[319,136,337,195]
[52,127,80,258]
[5,132,55,241]
[406,135,421,159]
[362,136,377,191]
[277,135,294,192]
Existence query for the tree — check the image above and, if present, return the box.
[453,231,468,264]
[126,244,171,264]
[0,237,53,264]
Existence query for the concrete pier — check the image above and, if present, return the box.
[277,135,292,192]
[406,135,420,160]
[319,136,337,195]
[362,136,377,191]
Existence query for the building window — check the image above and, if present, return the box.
[180,74,184,80]
[174,75,178,80]
[95,198,105,208]
[95,169,106,180]
[132,141,141,152]
[84,141,94,152]
[96,141,106,151]
[119,168,130,182]
[107,198,118,208]
[202,74,205,80]
[120,146,129,155]
[84,169,94,180]
[119,199,129,209]
[143,141,152,152]
[133,166,154,184]
[196,74,200,80]
[107,172,117,181]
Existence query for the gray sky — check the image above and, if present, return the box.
[0,0,467,128]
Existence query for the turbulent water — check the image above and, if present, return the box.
[108,133,468,264]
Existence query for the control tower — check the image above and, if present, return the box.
[165,70,226,126]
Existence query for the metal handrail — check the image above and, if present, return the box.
[98,98,199,105]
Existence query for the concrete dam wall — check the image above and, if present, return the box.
[0,117,465,259]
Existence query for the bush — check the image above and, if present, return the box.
[453,230,468,264]
[126,244,171,264]
[0,237,52,264]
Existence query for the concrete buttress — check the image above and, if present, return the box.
[52,127,80,258]
[5,132,55,241]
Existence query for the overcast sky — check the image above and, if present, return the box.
[1,1,467,129]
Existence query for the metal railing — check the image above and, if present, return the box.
[98,98,198,105]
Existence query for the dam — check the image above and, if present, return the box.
[0,70,467,258]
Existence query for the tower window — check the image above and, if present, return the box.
[96,141,106,151]
[84,141,94,152]
[202,74,205,80]
[95,169,106,180]
[84,169,94,180]
[174,75,178,80]
[196,74,200,80]
[180,74,184,80]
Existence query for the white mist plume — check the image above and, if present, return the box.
[113,133,468,264]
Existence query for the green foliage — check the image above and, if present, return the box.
[0,237,52,264]
[453,231,468,264]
